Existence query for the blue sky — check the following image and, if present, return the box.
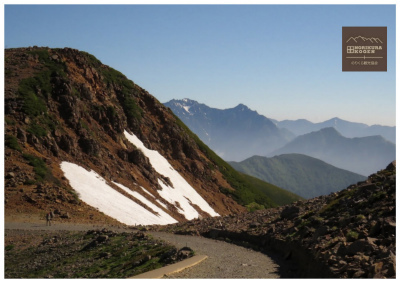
[4,3,397,126]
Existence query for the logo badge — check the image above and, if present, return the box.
[342,27,387,72]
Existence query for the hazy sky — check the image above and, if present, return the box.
[4,2,397,126]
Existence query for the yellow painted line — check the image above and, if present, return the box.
[129,255,208,279]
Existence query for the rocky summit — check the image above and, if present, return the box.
[154,162,396,278]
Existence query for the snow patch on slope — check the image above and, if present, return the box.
[112,181,176,222]
[60,162,177,225]
[124,130,219,219]
[139,186,169,209]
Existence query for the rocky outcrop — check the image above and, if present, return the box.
[154,162,396,278]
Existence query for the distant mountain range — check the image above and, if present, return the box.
[270,127,395,176]
[165,99,395,176]
[230,154,367,199]
[273,117,395,144]
[164,99,294,161]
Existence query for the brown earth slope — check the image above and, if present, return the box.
[4,46,249,224]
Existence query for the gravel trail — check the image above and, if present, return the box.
[5,222,282,279]
[150,232,281,278]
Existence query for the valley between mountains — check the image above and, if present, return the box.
[4,47,396,278]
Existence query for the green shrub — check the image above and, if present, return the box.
[18,70,54,99]
[28,49,51,64]
[24,179,36,185]
[101,66,130,87]
[102,68,142,122]
[5,117,16,125]
[356,214,366,221]
[370,191,387,202]
[5,245,14,251]
[80,120,90,131]
[27,124,47,137]
[123,96,142,121]
[28,49,66,73]
[18,50,67,118]
[245,202,266,212]
[5,134,22,152]
[81,51,102,67]
[346,230,359,241]
[23,154,49,182]
[19,90,47,117]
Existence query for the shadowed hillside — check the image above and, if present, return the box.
[230,154,366,199]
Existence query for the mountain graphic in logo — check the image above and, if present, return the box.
[342,27,387,71]
[346,36,383,44]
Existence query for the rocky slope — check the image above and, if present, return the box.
[4,47,301,226]
[153,162,396,278]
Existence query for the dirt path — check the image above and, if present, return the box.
[148,232,280,278]
[5,221,283,278]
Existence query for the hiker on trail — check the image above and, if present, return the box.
[46,211,52,226]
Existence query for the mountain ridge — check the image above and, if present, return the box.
[275,117,395,143]
[230,153,367,199]
[270,127,395,176]
[164,98,295,161]
[4,47,301,226]
[165,99,395,167]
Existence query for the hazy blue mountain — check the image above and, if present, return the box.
[230,154,367,199]
[276,117,395,143]
[164,99,295,161]
[270,127,395,176]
